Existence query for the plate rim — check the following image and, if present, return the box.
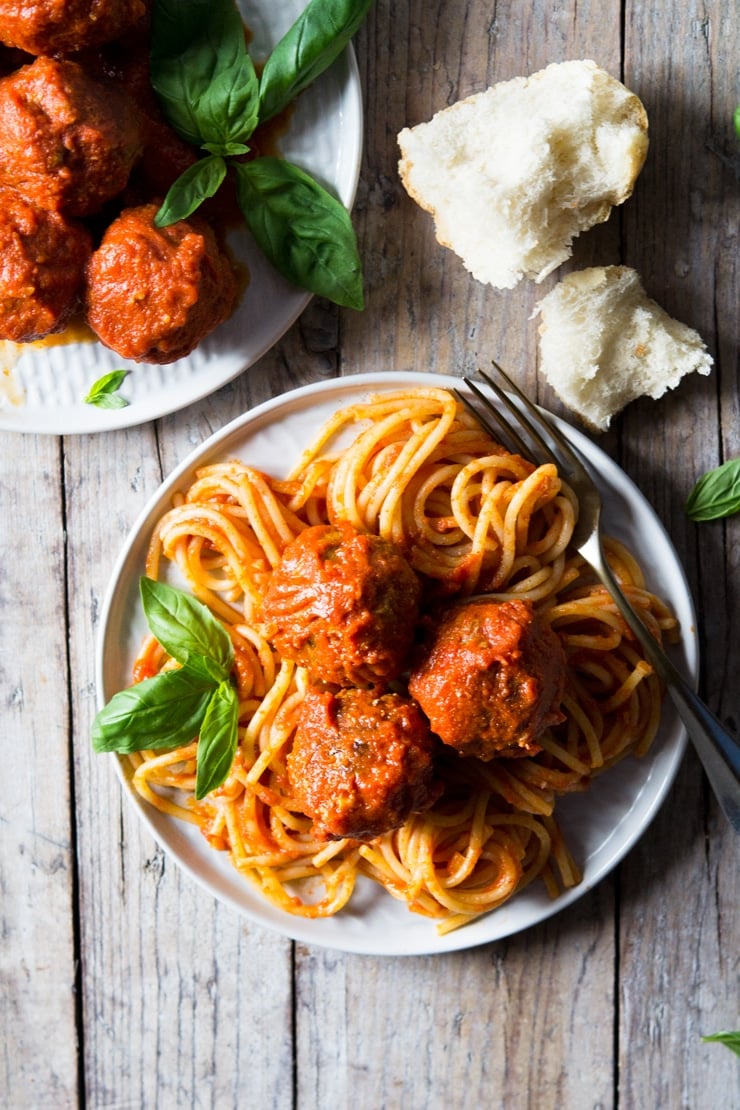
[95,370,699,955]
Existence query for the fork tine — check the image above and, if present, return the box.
[473,365,556,465]
[482,360,587,477]
[454,381,530,456]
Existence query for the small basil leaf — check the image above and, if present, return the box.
[258,0,374,124]
[155,155,228,227]
[702,1030,740,1057]
[685,458,740,521]
[151,0,259,148]
[194,681,240,799]
[235,158,364,310]
[735,104,740,142]
[92,669,213,753]
[182,652,233,685]
[84,369,131,409]
[202,141,250,157]
[140,577,234,677]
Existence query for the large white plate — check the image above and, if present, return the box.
[0,2,363,435]
[96,371,699,955]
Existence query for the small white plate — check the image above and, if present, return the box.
[0,1,363,435]
[97,371,699,955]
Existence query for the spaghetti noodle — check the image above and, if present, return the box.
[126,387,678,932]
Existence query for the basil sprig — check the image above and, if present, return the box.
[83,369,131,409]
[92,578,240,800]
[685,458,740,521]
[149,0,370,310]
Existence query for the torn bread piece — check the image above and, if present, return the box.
[536,266,714,431]
[397,60,649,290]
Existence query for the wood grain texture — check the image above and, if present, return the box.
[1,0,738,1107]
[0,433,78,1108]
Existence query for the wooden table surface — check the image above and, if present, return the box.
[2,1,739,1107]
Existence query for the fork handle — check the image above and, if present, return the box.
[593,546,740,832]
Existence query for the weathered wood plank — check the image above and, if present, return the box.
[617,0,740,1103]
[0,432,78,1108]
[296,892,618,1109]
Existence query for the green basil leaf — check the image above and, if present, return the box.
[83,369,131,409]
[258,0,373,123]
[150,0,259,148]
[235,158,364,309]
[702,1030,740,1057]
[92,669,214,753]
[140,577,234,677]
[734,104,740,142]
[182,652,233,686]
[155,155,228,227]
[685,458,740,521]
[194,681,240,799]
[202,141,250,157]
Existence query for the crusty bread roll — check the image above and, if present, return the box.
[536,266,714,431]
[397,60,648,290]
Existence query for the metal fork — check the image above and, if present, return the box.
[457,362,740,832]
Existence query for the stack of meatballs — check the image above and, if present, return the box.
[0,1,237,362]
[259,520,567,843]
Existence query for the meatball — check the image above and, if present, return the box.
[408,598,567,759]
[0,1,148,55]
[287,686,439,840]
[87,41,200,201]
[85,203,238,364]
[0,187,91,341]
[259,521,422,688]
[0,57,142,217]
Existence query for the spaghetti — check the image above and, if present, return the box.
[126,387,679,932]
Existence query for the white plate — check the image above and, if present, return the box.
[96,371,699,955]
[0,2,363,435]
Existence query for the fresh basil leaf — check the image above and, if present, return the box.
[702,1030,740,1057]
[92,669,213,753]
[235,158,364,309]
[182,652,233,686]
[140,577,234,677]
[84,370,130,409]
[202,141,250,157]
[194,681,240,799]
[155,155,228,227]
[685,458,740,521]
[258,0,373,123]
[735,104,740,142]
[150,0,259,148]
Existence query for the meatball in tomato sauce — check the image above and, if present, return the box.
[0,0,148,55]
[259,521,421,688]
[0,188,91,341]
[86,41,200,202]
[287,686,439,841]
[408,598,566,759]
[0,57,142,217]
[85,203,237,364]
